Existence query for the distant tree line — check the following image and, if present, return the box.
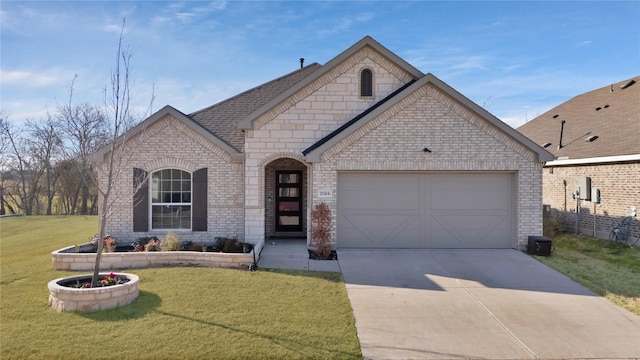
[0,101,110,216]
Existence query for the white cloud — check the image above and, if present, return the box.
[0,70,60,87]
[175,12,195,22]
[318,12,376,35]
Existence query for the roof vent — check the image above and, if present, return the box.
[621,79,636,89]
[542,142,552,148]
[595,107,602,111]
[558,120,566,149]
[585,135,599,142]
[553,114,559,118]
[604,104,609,108]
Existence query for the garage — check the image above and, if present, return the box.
[337,172,515,249]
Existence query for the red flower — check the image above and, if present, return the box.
[109,273,116,279]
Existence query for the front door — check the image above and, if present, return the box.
[275,170,302,232]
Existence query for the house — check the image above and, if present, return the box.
[518,76,640,240]
[94,36,553,251]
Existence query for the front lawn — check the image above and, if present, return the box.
[532,233,640,315]
[0,216,361,359]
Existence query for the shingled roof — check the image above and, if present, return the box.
[518,76,640,161]
[189,63,322,152]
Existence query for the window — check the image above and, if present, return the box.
[150,169,191,230]
[360,68,373,97]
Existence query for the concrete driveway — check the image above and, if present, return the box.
[338,249,640,360]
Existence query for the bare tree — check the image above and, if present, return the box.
[91,19,153,287]
[0,112,10,215]
[24,115,63,215]
[57,73,109,215]
[0,117,44,215]
[53,158,80,214]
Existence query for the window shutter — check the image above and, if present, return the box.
[133,168,149,232]
[192,168,208,231]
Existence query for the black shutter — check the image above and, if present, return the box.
[192,168,208,231]
[133,168,149,232]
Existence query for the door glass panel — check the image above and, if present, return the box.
[279,216,300,226]
[278,188,299,197]
[278,202,299,212]
[279,173,299,184]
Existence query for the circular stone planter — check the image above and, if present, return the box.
[48,273,139,312]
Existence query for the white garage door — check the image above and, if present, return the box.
[337,172,514,249]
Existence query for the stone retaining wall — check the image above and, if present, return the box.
[48,273,139,312]
[52,241,263,271]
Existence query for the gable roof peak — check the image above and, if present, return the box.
[237,36,424,130]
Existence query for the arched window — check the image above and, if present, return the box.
[360,68,373,97]
[150,169,191,230]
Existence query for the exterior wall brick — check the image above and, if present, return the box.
[312,85,544,250]
[107,46,546,250]
[543,162,640,239]
[98,115,244,243]
[240,48,544,248]
[243,47,413,242]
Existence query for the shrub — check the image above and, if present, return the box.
[544,213,564,238]
[212,237,226,252]
[104,236,117,252]
[311,202,332,259]
[132,236,158,252]
[223,237,241,253]
[90,234,117,252]
[161,232,181,251]
[144,238,161,252]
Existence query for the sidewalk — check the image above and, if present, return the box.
[257,239,340,272]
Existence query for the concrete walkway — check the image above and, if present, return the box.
[338,249,640,360]
[257,239,340,272]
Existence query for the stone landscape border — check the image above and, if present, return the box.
[48,273,139,312]
[51,240,264,271]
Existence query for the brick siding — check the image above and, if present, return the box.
[98,115,244,244]
[243,47,414,242]
[543,162,640,239]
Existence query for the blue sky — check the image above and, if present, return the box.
[1,1,639,129]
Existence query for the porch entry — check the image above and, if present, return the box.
[275,170,303,232]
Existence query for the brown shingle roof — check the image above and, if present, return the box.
[518,76,640,160]
[189,63,322,152]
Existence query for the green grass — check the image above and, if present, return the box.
[0,216,361,359]
[532,232,640,315]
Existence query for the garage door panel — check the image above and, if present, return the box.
[338,173,514,249]
[340,212,420,248]
[430,212,510,248]
[430,190,511,210]
[340,173,420,191]
[431,174,510,190]
[341,191,420,210]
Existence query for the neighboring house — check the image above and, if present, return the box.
[518,77,640,240]
[94,36,552,251]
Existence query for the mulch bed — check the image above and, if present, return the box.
[308,250,338,260]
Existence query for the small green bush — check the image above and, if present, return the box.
[161,232,181,251]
